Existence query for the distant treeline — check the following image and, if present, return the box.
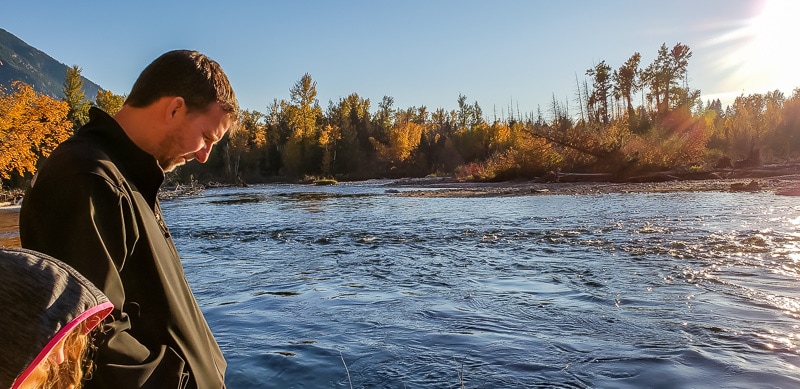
[177,42,800,185]
[3,43,800,189]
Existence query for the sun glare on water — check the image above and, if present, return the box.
[709,0,800,100]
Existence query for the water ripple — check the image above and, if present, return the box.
[163,185,800,387]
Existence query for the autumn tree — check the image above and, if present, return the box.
[282,73,322,176]
[702,98,728,158]
[0,81,72,179]
[95,89,125,115]
[763,90,785,146]
[625,105,709,170]
[451,95,491,164]
[427,107,461,172]
[63,65,91,129]
[263,98,292,175]
[319,124,341,177]
[772,88,800,159]
[506,122,561,176]
[723,93,767,164]
[371,118,423,174]
[226,109,268,179]
[456,121,561,181]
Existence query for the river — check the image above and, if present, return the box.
[157,181,800,388]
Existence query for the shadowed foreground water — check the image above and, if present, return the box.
[0,206,20,247]
[162,181,800,388]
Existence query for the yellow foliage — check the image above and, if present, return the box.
[319,124,341,147]
[374,121,423,165]
[489,122,511,152]
[0,81,72,179]
[95,90,125,116]
[319,124,341,175]
[228,125,250,154]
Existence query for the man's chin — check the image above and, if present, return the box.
[162,159,187,173]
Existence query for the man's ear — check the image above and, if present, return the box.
[164,97,185,122]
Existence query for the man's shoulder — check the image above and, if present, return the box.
[34,133,126,187]
[52,132,110,158]
[51,111,126,164]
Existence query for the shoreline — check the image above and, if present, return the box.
[387,174,800,198]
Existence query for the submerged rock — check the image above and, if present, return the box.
[730,180,761,192]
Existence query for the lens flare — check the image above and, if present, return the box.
[706,0,800,101]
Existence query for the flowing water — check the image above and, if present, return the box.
[161,181,800,388]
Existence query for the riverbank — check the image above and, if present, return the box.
[388,173,800,197]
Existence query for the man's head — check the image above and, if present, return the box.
[119,50,239,172]
[125,50,238,118]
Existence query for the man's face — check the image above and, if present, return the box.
[157,102,232,172]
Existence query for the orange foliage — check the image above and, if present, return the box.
[623,108,710,168]
[455,126,562,181]
[0,81,72,179]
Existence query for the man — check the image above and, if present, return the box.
[20,50,238,388]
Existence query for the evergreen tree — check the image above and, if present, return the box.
[642,43,693,116]
[613,53,641,118]
[63,65,91,129]
[586,61,613,124]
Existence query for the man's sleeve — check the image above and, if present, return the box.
[20,172,189,388]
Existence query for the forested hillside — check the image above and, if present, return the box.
[0,28,101,100]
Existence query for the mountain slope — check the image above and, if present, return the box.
[0,28,102,100]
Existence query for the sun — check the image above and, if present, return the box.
[747,0,800,91]
[711,0,800,100]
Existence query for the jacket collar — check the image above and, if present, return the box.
[80,107,165,207]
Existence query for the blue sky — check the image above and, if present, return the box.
[1,1,795,118]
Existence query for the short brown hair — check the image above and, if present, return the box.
[125,50,238,120]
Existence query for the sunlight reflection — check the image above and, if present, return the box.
[705,0,800,99]
[756,329,797,353]
[768,294,800,314]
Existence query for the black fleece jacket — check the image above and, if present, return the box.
[20,107,226,388]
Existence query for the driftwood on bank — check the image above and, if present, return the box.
[543,163,800,184]
[158,181,205,200]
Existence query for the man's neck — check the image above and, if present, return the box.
[113,100,170,157]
